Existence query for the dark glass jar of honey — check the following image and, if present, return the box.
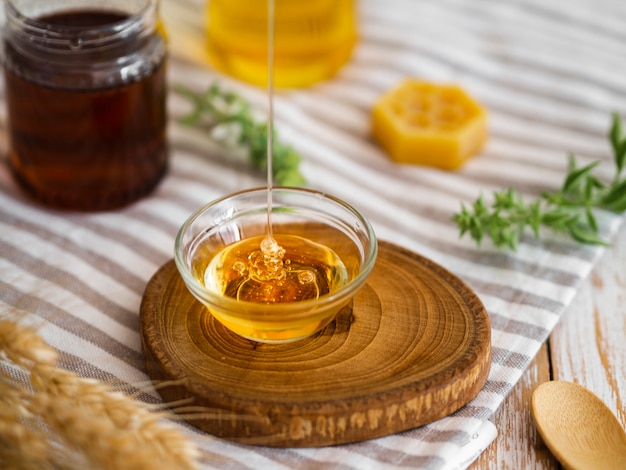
[1,0,168,211]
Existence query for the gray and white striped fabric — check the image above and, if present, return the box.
[2,0,625,468]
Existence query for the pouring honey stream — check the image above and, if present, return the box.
[200,0,348,326]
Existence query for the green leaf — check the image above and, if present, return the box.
[588,175,606,191]
[609,112,625,158]
[472,195,489,217]
[561,160,600,194]
[178,108,203,126]
[568,224,609,246]
[616,140,626,177]
[275,168,307,187]
[609,113,626,179]
[541,208,576,227]
[600,178,626,212]
[585,207,598,233]
[528,201,542,236]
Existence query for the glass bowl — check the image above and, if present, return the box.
[174,187,378,343]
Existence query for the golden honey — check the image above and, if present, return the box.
[198,233,350,342]
[204,0,357,87]
[205,234,347,303]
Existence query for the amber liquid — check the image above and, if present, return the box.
[199,232,351,342]
[205,0,357,87]
[204,234,348,303]
[3,11,167,211]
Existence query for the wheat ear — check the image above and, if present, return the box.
[0,316,201,470]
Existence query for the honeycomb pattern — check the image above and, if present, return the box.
[371,79,488,170]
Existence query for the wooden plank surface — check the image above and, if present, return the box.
[550,222,626,428]
[469,343,558,469]
[470,220,626,468]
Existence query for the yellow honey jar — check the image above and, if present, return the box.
[204,0,357,88]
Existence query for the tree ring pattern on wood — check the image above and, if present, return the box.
[140,241,491,447]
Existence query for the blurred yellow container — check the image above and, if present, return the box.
[205,0,357,87]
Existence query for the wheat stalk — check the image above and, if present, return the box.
[0,316,201,470]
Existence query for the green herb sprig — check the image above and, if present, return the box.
[453,112,626,249]
[174,83,306,186]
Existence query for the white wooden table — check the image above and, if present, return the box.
[470,221,626,468]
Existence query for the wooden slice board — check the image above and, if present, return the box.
[140,241,491,447]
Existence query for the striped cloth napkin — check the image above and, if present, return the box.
[2,0,625,468]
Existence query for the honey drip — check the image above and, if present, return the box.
[229,0,327,303]
[203,0,347,309]
[260,0,281,284]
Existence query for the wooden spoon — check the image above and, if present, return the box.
[531,381,626,470]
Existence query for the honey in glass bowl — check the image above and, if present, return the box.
[175,187,378,343]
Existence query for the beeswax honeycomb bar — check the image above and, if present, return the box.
[371,79,488,170]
